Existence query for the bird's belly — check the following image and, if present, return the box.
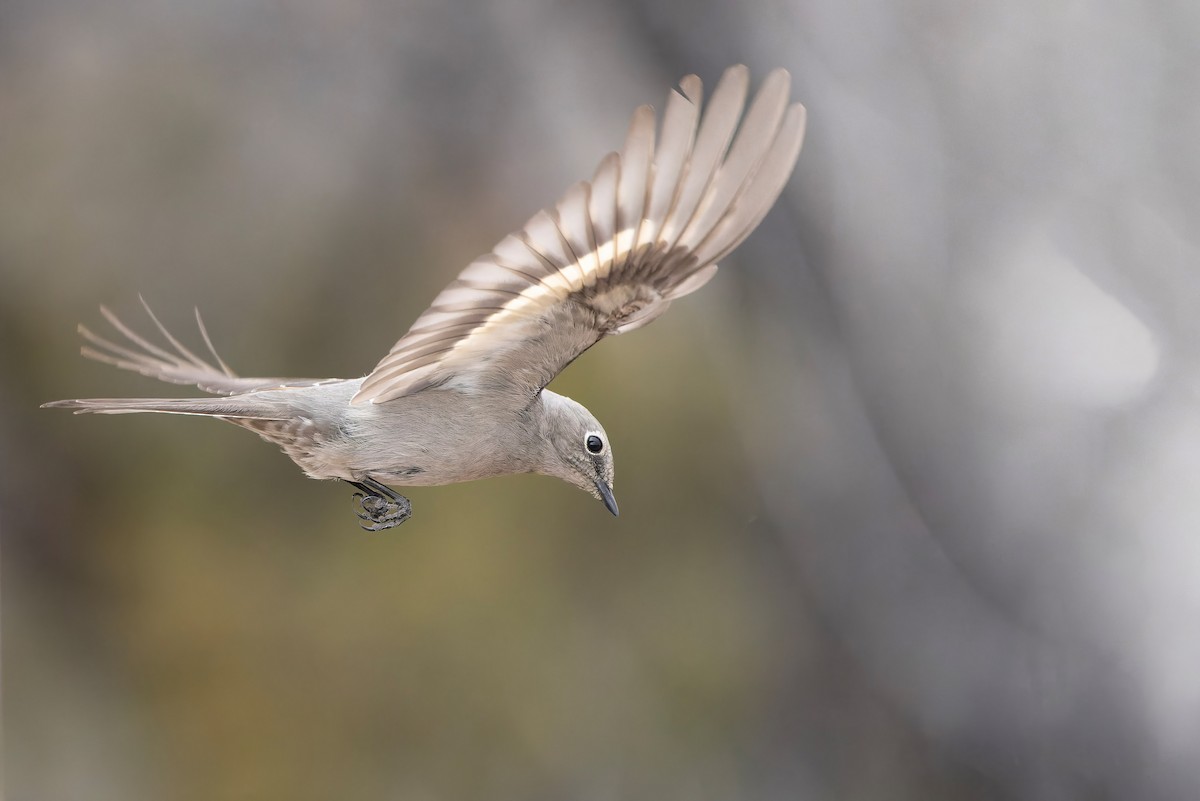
[367,454,519,487]
[301,388,531,487]
[369,464,443,486]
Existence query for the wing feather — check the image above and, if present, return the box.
[638,85,700,260]
[353,66,805,405]
[555,181,597,274]
[522,210,576,282]
[588,154,620,243]
[617,104,656,263]
[678,68,790,254]
[696,102,808,266]
[657,66,749,253]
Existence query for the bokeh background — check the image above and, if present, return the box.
[4,1,1199,799]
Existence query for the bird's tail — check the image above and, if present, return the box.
[71,296,331,396]
[41,395,289,419]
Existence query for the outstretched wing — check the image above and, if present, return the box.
[353,65,806,405]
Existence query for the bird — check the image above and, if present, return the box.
[43,65,807,530]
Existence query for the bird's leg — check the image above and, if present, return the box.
[346,478,412,531]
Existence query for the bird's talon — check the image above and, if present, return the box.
[349,483,412,531]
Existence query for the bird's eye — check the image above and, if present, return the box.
[586,434,604,454]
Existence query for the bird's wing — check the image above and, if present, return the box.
[352,65,806,405]
[77,297,336,396]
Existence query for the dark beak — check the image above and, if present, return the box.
[595,480,619,516]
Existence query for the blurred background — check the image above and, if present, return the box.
[3,0,1199,799]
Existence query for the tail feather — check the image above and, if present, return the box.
[75,297,333,396]
[41,396,290,419]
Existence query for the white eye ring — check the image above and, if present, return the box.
[585,432,604,455]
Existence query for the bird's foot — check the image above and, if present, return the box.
[347,479,412,531]
[352,492,411,531]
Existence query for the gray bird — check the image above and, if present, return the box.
[43,65,806,530]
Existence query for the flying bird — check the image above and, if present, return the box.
[44,66,807,530]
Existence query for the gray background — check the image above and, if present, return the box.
[4,1,1198,799]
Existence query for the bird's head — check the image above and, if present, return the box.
[535,390,618,516]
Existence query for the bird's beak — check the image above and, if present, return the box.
[595,480,619,516]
